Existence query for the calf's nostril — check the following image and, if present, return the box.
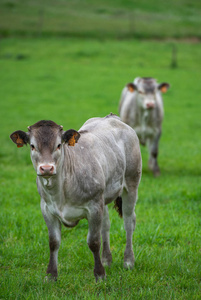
[40,166,44,173]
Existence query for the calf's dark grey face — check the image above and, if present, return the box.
[10,120,80,177]
[127,77,170,110]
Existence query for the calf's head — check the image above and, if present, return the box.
[10,120,80,177]
[127,77,170,110]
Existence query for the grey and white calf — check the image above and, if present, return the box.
[10,114,142,281]
[119,77,170,176]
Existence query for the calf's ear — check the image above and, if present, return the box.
[62,129,80,146]
[158,83,170,93]
[127,83,137,93]
[10,130,29,148]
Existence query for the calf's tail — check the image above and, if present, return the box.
[113,196,123,218]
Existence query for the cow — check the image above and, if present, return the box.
[119,77,170,176]
[10,113,142,281]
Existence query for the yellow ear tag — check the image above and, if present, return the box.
[16,135,24,147]
[128,85,135,92]
[68,135,76,146]
[161,86,167,93]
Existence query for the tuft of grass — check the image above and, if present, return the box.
[0,37,201,299]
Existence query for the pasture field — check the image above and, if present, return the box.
[0,37,201,299]
[0,0,201,39]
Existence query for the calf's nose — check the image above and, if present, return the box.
[146,102,155,109]
[39,165,54,176]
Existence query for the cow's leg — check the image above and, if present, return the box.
[87,203,105,281]
[122,187,137,269]
[147,132,161,176]
[101,205,112,266]
[41,200,61,280]
[46,221,61,280]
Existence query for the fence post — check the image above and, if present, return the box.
[170,44,178,68]
[128,12,135,38]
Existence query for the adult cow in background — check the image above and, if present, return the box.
[119,77,170,176]
[10,114,142,281]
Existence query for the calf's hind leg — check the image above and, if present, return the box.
[101,205,112,266]
[87,202,106,281]
[122,187,138,269]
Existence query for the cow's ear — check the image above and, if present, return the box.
[158,83,170,93]
[10,130,29,148]
[127,83,137,93]
[62,129,80,146]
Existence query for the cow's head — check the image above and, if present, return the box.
[10,120,80,178]
[127,77,170,110]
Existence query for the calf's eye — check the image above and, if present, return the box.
[57,144,61,150]
[30,144,35,151]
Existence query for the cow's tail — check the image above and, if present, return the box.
[113,196,122,218]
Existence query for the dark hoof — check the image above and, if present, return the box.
[44,273,57,282]
[102,252,112,267]
[95,272,106,282]
[124,260,134,269]
[153,169,160,177]
[124,251,135,269]
[94,266,106,282]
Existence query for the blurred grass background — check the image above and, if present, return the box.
[0,0,201,39]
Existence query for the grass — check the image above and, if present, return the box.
[0,37,201,299]
[0,0,201,39]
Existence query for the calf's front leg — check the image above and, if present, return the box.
[87,203,105,281]
[147,132,161,176]
[41,200,61,280]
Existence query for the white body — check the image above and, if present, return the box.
[119,77,170,176]
[10,114,142,281]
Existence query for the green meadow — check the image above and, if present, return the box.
[1,1,201,297]
[0,0,201,39]
[0,37,201,299]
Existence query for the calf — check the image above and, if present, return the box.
[119,77,170,176]
[10,114,141,281]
